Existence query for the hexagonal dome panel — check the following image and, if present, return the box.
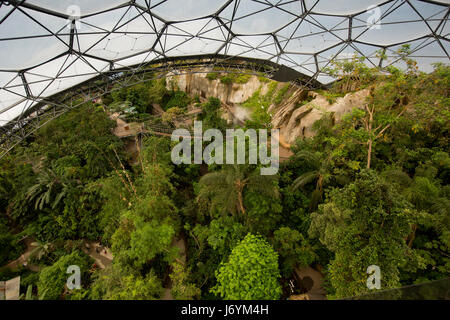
[0,0,448,154]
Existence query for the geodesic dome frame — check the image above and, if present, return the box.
[0,0,449,158]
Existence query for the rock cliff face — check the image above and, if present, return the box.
[166,71,270,105]
[271,88,371,144]
[165,72,371,146]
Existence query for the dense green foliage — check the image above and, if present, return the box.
[310,170,414,298]
[0,217,22,265]
[197,97,228,131]
[0,55,448,300]
[37,250,92,300]
[242,81,280,128]
[206,72,252,85]
[212,234,282,300]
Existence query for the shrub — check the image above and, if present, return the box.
[164,91,191,110]
[206,73,219,81]
[212,234,282,300]
[37,251,92,300]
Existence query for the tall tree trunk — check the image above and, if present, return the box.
[366,106,374,169]
[408,224,418,248]
[367,139,372,169]
[236,180,246,215]
[238,190,245,215]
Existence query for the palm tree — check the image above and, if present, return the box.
[197,164,279,217]
[26,169,73,210]
[381,167,448,248]
[29,240,53,261]
[20,285,47,300]
[290,150,334,211]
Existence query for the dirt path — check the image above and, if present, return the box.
[2,237,41,272]
[81,242,113,269]
[290,266,327,300]
[1,239,113,273]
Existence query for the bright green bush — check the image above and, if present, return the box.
[197,97,227,130]
[37,250,92,300]
[212,234,282,300]
[164,91,191,110]
[206,73,219,81]
[219,73,252,85]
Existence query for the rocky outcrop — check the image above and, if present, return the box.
[271,88,371,144]
[165,71,371,146]
[166,70,271,105]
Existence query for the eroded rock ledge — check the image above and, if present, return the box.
[166,72,371,146]
[271,88,371,144]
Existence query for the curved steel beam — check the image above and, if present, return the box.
[0,54,321,158]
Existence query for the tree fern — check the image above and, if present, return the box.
[197,165,278,217]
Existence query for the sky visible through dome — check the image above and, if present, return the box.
[0,0,448,130]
